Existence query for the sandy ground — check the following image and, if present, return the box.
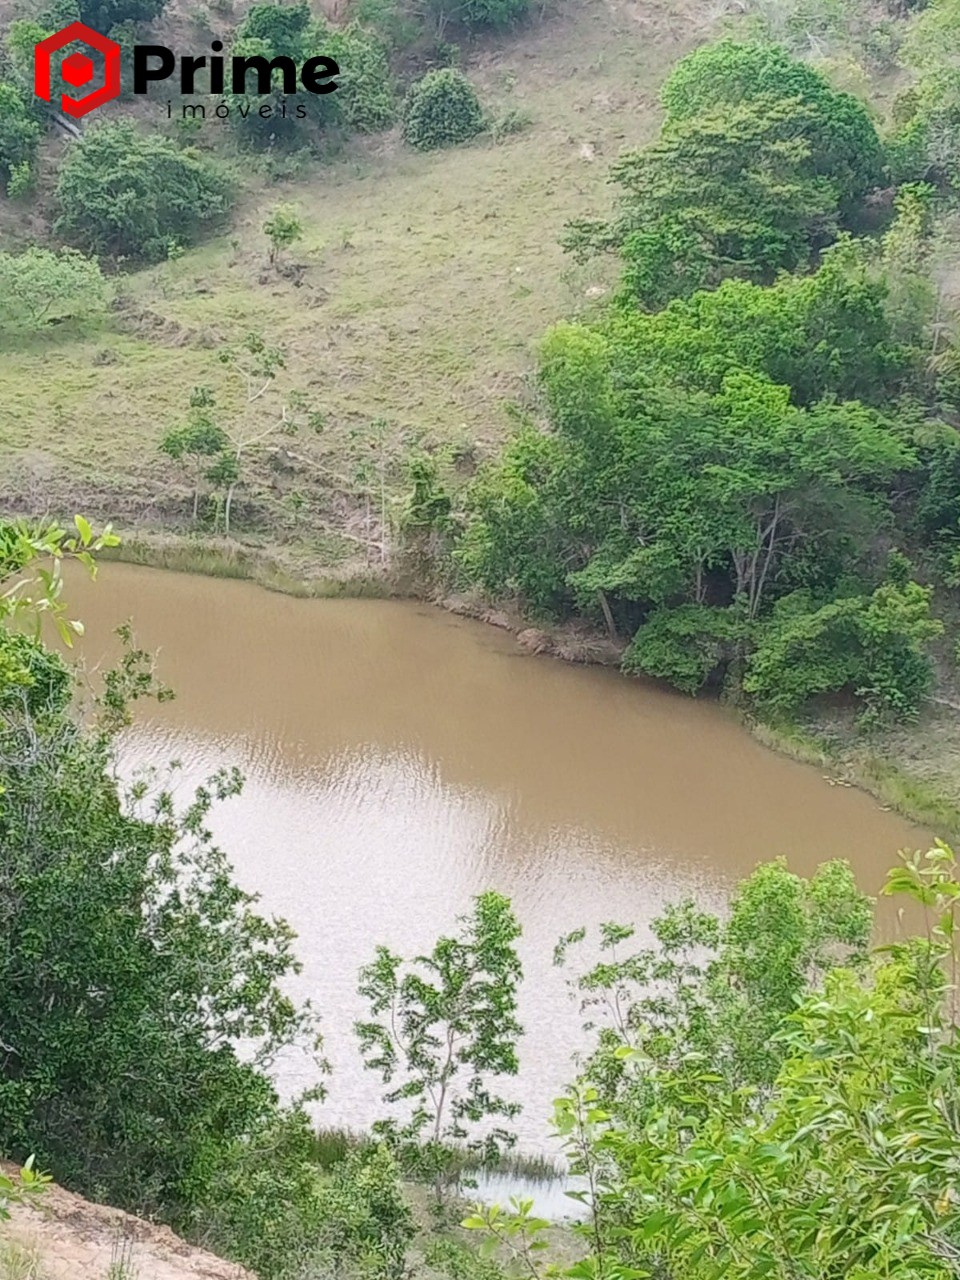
[1,1166,253,1280]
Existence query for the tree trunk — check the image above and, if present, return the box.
[224,484,236,538]
[597,589,617,642]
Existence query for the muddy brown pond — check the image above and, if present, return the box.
[71,564,927,1189]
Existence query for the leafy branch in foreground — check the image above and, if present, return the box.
[0,515,119,644]
[466,846,960,1280]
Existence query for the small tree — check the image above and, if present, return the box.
[401,69,483,150]
[263,204,304,268]
[356,891,524,1205]
[160,388,230,523]
[0,247,107,330]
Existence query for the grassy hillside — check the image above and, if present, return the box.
[1,0,711,551]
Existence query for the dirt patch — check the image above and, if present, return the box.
[1,1165,252,1280]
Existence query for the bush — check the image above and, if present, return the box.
[623,605,743,694]
[327,27,395,132]
[0,640,322,1224]
[744,581,942,723]
[402,69,483,150]
[199,1121,414,1280]
[54,123,232,262]
[77,0,166,30]
[0,82,42,194]
[0,247,107,330]
[225,5,393,142]
[459,0,528,27]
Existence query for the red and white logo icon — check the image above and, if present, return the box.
[34,21,121,119]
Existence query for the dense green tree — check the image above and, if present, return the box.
[54,123,232,262]
[890,0,960,185]
[610,237,910,407]
[456,161,960,725]
[660,39,884,205]
[744,579,943,722]
[0,247,106,329]
[468,344,910,607]
[0,664,325,1219]
[564,41,884,308]
[0,527,326,1225]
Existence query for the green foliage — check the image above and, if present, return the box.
[325,26,395,133]
[611,236,911,407]
[744,580,943,723]
[473,851,960,1280]
[0,1159,48,1222]
[226,5,392,141]
[459,307,925,717]
[402,69,484,151]
[0,247,106,330]
[0,632,71,717]
[357,0,528,41]
[622,604,743,693]
[555,859,870,1092]
[0,83,41,195]
[0,514,118,647]
[0,636,325,1222]
[892,0,960,186]
[356,891,523,1204]
[197,1114,413,1280]
[161,390,231,523]
[54,124,232,263]
[661,39,884,203]
[564,40,883,308]
[77,0,166,31]
[456,427,568,614]
[263,203,304,266]
[318,1143,416,1278]
[456,0,529,29]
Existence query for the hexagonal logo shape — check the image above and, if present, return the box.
[34,21,121,119]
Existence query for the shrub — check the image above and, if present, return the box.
[0,247,107,329]
[402,69,483,150]
[226,5,393,141]
[326,26,395,132]
[459,0,528,27]
[623,604,744,694]
[0,82,42,194]
[744,581,943,723]
[54,123,232,262]
[77,0,166,30]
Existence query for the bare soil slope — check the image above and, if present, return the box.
[1,1167,252,1280]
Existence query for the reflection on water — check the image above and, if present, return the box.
[68,564,927,1162]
